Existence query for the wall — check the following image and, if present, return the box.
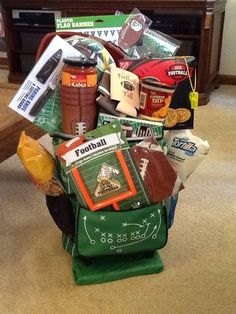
[219,0,236,75]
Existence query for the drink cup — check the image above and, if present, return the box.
[60,85,98,135]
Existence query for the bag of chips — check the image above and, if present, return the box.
[165,129,210,183]
[17,131,63,196]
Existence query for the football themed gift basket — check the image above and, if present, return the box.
[11,9,210,285]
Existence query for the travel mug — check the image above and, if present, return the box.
[61,57,98,135]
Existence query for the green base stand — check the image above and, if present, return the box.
[72,251,164,285]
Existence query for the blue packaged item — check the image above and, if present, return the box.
[164,194,179,228]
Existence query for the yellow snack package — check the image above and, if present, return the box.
[17,131,55,185]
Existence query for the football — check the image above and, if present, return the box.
[118,14,146,49]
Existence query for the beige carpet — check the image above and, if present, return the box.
[0,85,235,314]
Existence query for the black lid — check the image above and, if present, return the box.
[63,57,97,67]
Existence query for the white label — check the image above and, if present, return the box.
[62,133,124,166]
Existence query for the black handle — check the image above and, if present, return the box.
[29,87,54,116]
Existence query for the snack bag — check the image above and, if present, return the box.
[17,131,63,196]
[165,129,210,183]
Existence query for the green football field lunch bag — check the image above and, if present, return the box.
[45,125,178,285]
[46,190,178,285]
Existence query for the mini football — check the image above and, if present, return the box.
[118,14,146,49]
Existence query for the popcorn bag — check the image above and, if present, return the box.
[10,9,209,285]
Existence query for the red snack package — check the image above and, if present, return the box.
[131,137,183,204]
[119,57,195,86]
[119,57,196,130]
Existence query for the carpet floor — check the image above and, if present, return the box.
[0,85,235,314]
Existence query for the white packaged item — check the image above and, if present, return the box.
[9,36,82,122]
[165,129,209,183]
